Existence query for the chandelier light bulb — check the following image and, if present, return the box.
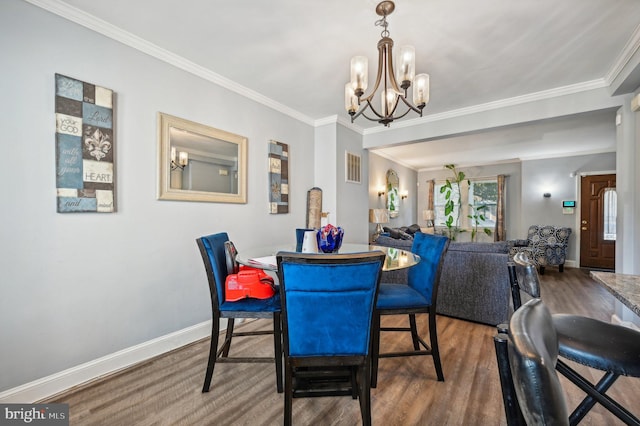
[350,56,368,95]
[345,82,358,113]
[413,73,429,106]
[396,45,415,87]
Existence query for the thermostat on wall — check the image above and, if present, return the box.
[562,200,575,214]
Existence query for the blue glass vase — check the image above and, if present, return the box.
[317,225,344,253]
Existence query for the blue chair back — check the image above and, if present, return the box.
[198,232,230,306]
[407,232,450,304]
[295,228,315,252]
[277,252,385,357]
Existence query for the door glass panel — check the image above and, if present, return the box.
[603,188,616,241]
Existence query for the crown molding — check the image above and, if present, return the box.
[24,0,316,127]
[370,149,419,171]
[25,0,631,135]
[604,23,640,86]
[362,79,608,136]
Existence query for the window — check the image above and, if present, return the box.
[469,180,498,227]
[603,188,616,241]
[434,177,498,229]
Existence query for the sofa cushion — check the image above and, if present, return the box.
[406,224,421,234]
[449,241,509,254]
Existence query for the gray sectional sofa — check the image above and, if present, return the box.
[375,234,511,326]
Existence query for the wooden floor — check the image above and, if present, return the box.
[44,268,640,425]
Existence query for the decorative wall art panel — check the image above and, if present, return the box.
[268,140,289,214]
[55,74,116,213]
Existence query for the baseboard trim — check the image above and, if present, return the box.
[0,320,211,403]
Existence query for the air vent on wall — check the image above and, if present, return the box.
[345,151,361,184]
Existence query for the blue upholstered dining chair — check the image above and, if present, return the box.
[370,232,450,388]
[276,251,386,426]
[196,232,283,394]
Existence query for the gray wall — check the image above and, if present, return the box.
[0,1,315,392]
[415,153,615,263]
[521,153,616,262]
[418,162,522,242]
[368,154,418,237]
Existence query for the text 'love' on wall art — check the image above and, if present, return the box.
[55,73,116,213]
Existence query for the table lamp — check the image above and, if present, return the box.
[369,208,389,242]
[423,209,435,228]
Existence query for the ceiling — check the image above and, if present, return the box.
[36,0,640,169]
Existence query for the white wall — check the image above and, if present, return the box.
[0,1,315,392]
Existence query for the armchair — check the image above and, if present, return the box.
[508,225,571,274]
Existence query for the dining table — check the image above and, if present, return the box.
[236,243,420,272]
[235,242,419,397]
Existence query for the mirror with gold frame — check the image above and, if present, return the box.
[157,112,247,203]
[386,169,399,218]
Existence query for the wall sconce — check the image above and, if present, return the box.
[377,186,386,197]
[171,147,189,171]
[543,192,551,198]
[400,191,408,200]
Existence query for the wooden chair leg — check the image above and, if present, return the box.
[559,263,564,272]
[284,360,293,426]
[273,312,284,393]
[539,266,545,275]
[429,311,444,381]
[370,313,381,388]
[220,318,235,357]
[409,314,420,350]
[350,367,358,399]
[202,314,220,393]
[358,363,372,426]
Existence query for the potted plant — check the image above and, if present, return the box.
[468,204,493,242]
[440,164,467,240]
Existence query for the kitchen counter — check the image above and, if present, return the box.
[590,271,640,317]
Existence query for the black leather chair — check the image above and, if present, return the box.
[276,251,386,426]
[495,298,570,425]
[501,253,640,425]
[196,232,283,394]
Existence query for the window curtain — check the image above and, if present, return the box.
[494,174,506,241]
[427,179,435,210]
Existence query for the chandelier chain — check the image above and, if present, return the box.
[375,16,390,38]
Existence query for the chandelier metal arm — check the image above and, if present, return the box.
[359,37,403,103]
[397,92,425,115]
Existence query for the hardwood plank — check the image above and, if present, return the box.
[43,268,639,425]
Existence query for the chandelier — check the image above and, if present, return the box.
[345,1,429,127]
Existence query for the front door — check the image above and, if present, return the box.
[580,174,616,269]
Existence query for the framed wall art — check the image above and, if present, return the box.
[55,74,116,213]
[268,140,289,214]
